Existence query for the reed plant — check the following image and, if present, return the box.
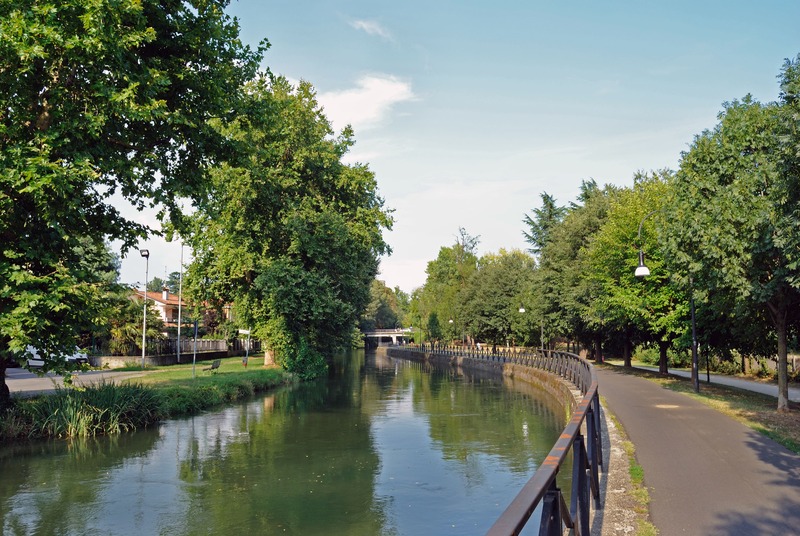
[8,382,162,439]
[2,364,291,441]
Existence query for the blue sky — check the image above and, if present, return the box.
[118,0,800,292]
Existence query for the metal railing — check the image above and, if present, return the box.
[95,337,260,357]
[397,344,603,536]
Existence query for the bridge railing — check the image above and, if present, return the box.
[397,344,603,536]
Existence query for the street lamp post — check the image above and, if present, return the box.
[448,318,454,346]
[635,214,699,393]
[177,244,183,364]
[140,248,150,370]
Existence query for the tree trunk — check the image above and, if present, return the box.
[658,340,669,375]
[594,334,603,363]
[766,296,790,412]
[776,324,789,412]
[623,339,632,368]
[0,360,9,406]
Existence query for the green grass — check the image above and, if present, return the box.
[1,357,293,441]
[152,367,291,417]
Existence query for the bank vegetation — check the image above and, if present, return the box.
[0,360,291,441]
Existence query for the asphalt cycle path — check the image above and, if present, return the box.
[634,365,800,403]
[596,367,800,536]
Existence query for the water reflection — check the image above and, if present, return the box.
[1,350,567,535]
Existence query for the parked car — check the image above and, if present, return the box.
[24,346,89,369]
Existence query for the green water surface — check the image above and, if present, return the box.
[0,350,568,535]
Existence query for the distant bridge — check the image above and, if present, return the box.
[362,328,412,346]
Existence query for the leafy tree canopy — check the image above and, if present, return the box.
[0,0,264,398]
[460,249,535,346]
[523,192,566,256]
[186,75,392,378]
[664,55,800,409]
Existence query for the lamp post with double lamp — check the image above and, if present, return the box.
[634,213,700,393]
[140,248,150,370]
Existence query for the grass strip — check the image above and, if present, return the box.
[1,358,292,440]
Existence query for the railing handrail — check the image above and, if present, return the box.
[391,344,603,536]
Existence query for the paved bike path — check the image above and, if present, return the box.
[596,367,800,535]
[633,365,800,403]
[6,367,149,397]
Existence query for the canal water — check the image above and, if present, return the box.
[0,350,569,535]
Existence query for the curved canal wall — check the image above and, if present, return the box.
[379,346,579,423]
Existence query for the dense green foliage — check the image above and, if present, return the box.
[185,76,392,379]
[1,0,389,388]
[359,280,408,332]
[411,228,480,343]
[409,55,800,411]
[460,250,535,346]
[0,0,264,397]
[663,57,800,409]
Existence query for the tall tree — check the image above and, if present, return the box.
[460,249,535,347]
[535,182,615,354]
[665,55,800,410]
[186,75,392,378]
[147,277,166,293]
[585,172,685,371]
[523,192,566,257]
[0,0,263,400]
[427,312,443,344]
[413,229,480,343]
[360,280,400,332]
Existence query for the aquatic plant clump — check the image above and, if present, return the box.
[1,368,292,441]
[8,382,162,439]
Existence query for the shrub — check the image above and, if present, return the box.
[715,358,741,376]
[633,344,686,367]
[756,358,774,379]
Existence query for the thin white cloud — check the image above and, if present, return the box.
[349,19,392,40]
[318,74,415,132]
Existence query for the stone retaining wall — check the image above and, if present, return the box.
[380,346,579,416]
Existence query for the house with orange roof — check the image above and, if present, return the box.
[132,288,234,329]
[133,288,186,328]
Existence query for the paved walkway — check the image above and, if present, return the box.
[6,367,149,397]
[597,367,800,535]
[634,365,800,403]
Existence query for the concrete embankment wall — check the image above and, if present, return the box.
[380,347,579,418]
[92,351,229,369]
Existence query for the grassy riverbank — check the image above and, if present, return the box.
[0,357,293,440]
